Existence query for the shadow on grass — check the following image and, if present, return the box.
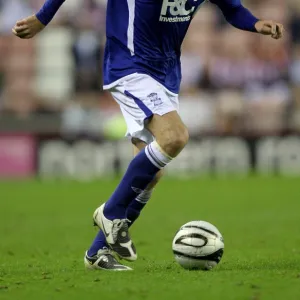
[218,259,300,271]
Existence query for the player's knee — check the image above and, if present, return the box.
[162,126,189,157]
[173,127,189,151]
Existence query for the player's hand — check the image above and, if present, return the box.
[12,15,45,39]
[255,20,284,40]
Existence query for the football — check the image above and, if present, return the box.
[172,221,224,270]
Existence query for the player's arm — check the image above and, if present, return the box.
[12,0,65,39]
[210,0,284,39]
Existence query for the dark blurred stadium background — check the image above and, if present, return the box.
[0,0,300,179]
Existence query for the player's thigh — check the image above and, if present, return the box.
[146,111,189,157]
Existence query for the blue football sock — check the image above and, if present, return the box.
[104,141,171,220]
[87,190,153,257]
[87,231,107,257]
[126,199,146,224]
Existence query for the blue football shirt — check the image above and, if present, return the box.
[103,0,207,94]
[36,0,258,94]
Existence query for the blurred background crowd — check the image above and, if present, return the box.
[0,0,298,136]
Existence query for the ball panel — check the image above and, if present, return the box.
[181,221,223,239]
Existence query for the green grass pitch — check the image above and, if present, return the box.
[0,177,300,300]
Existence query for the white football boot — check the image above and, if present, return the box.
[93,203,137,261]
[84,249,132,271]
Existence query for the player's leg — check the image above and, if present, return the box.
[87,140,162,254]
[93,74,188,261]
[85,140,163,270]
[94,111,188,260]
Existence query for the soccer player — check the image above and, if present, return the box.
[13,0,284,271]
